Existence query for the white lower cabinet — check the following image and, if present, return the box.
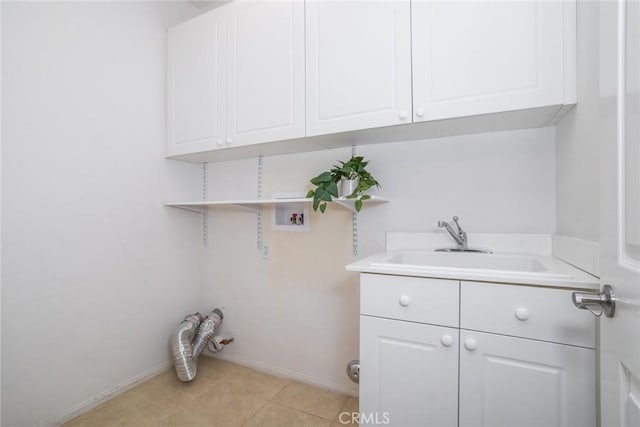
[360,316,458,427]
[459,330,596,427]
[359,274,596,427]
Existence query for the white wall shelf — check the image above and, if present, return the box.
[164,195,388,214]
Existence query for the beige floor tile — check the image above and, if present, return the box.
[64,400,126,427]
[157,369,219,398]
[341,397,359,414]
[244,402,332,427]
[196,356,252,383]
[121,397,184,423]
[66,360,353,427]
[213,367,290,400]
[114,370,216,411]
[333,397,359,425]
[273,381,349,420]
[64,400,159,427]
[161,392,267,427]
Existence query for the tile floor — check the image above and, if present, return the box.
[65,357,359,427]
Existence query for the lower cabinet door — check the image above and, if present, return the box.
[360,315,458,427]
[459,330,596,427]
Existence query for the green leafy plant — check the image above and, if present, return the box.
[306,156,381,213]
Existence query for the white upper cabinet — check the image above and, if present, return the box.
[305,0,412,136]
[227,1,305,147]
[411,1,575,122]
[167,0,304,157]
[167,0,576,162]
[167,9,226,156]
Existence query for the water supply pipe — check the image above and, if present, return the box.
[208,335,235,353]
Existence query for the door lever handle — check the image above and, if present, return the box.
[572,285,616,318]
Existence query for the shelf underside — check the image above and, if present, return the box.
[165,196,388,214]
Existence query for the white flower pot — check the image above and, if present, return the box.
[340,179,359,197]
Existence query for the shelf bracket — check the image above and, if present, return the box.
[257,155,264,250]
[352,212,358,256]
[333,198,358,213]
[351,145,358,256]
[202,162,208,247]
[169,205,207,214]
[230,203,263,213]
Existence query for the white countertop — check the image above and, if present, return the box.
[346,233,600,289]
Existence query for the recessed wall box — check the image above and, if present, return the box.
[271,192,309,232]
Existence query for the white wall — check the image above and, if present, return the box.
[1,2,203,425]
[555,1,600,243]
[0,1,3,422]
[203,127,556,394]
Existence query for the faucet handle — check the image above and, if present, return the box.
[437,221,446,228]
[452,216,467,241]
[453,216,466,235]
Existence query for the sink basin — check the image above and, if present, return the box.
[346,233,601,288]
[369,251,571,278]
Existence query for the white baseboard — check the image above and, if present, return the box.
[47,361,171,426]
[552,234,600,278]
[205,353,359,398]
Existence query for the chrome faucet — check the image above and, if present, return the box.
[437,216,467,250]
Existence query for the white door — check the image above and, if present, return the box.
[598,1,640,426]
[411,1,569,122]
[359,315,458,427]
[167,8,226,156]
[459,330,595,427]
[227,0,305,147]
[305,0,412,136]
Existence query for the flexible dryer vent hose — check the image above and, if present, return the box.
[170,309,224,382]
[170,313,203,382]
[192,309,223,359]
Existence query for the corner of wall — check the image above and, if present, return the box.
[552,234,600,277]
[554,0,600,244]
[0,0,4,423]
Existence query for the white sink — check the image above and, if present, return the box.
[368,251,571,279]
[373,251,547,272]
[345,233,600,289]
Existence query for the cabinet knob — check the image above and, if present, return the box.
[441,335,453,347]
[398,111,408,120]
[464,338,478,351]
[515,307,529,321]
[216,139,224,147]
[415,108,425,118]
[225,138,233,146]
[398,295,410,307]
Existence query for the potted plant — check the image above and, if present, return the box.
[306,156,381,213]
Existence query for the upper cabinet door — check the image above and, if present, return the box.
[167,9,227,156]
[412,1,572,122]
[306,1,412,136]
[227,1,305,147]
